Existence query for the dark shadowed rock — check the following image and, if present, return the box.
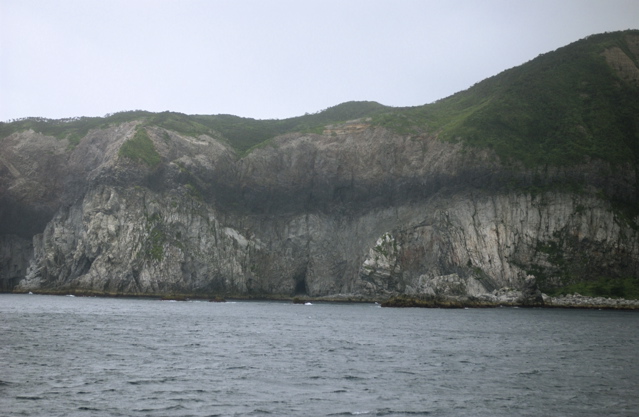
[518,276,545,307]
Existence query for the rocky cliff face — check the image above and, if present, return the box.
[2,117,637,299]
[3,30,639,300]
[358,191,638,297]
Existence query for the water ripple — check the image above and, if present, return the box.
[1,294,638,416]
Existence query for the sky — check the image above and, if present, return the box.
[1,0,638,122]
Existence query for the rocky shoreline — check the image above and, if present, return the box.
[9,288,639,310]
[380,290,639,310]
[475,284,639,309]
[543,293,639,309]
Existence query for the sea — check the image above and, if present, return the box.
[1,294,638,417]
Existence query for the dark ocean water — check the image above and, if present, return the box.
[1,294,638,416]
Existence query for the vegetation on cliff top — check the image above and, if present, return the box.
[374,30,639,167]
[1,30,637,166]
[549,276,639,299]
[0,101,389,155]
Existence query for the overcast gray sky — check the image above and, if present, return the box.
[1,0,637,122]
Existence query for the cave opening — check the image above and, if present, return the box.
[294,272,308,295]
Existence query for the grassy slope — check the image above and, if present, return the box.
[375,30,639,167]
[0,101,390,155]
[191,100,390,154]
[118,127,161,167]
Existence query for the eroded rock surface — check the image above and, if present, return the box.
[0,119,636,303]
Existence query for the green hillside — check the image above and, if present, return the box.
[0,101,390,155]
[191,100,390,153]
[375,30,639,167]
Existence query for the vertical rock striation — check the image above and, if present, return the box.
[3,122,636,299]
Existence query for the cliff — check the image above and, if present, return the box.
[1,31,638,302]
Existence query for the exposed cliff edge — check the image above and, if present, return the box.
[2,31,639,305]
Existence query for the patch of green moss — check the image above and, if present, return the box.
[185,183,203,201]
[536,241,565,266]
[148,226,165,261]
[119,127,161,167]
[548,276,639,299]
